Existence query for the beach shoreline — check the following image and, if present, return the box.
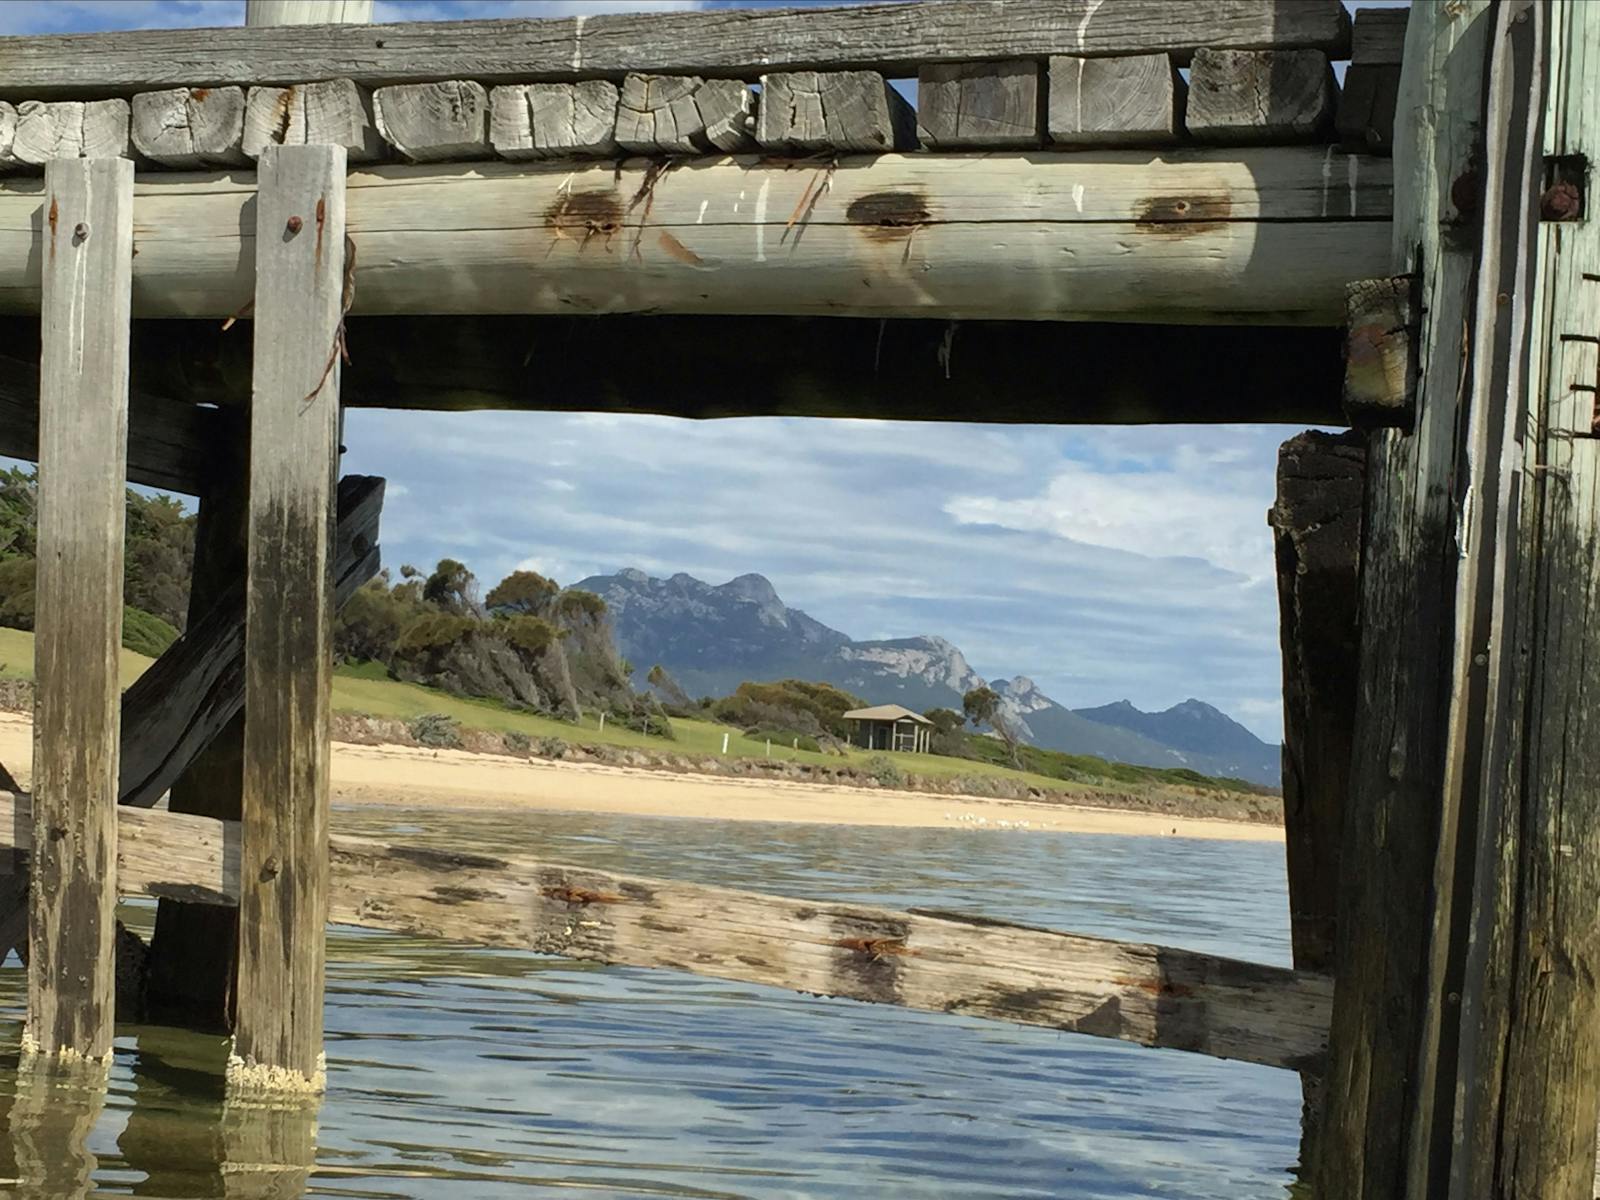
[0,711,1280,842]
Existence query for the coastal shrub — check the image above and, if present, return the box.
[496,614,563,655]
[537,735,569,759]
[409,712,462,748]
[395,612,477,655]
[556,589,607,622]
[486,569,559,617]
[502,729,531,754]
[865,755,904,789]
[122,605,179,657]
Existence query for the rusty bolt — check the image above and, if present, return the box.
[72,222,88,241]
[286,214,304,235]
[1541,180,1582,221]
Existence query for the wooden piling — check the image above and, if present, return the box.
[25,156,134,1064]
[228,142,346,1091]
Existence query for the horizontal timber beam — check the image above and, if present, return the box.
[0,149,1393,323]
[0,352,222,495]
[0,2,1351,98]
[0,792,1333,1072]
[126,315,1351,426]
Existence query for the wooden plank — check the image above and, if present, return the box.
[489,82,617,159]
[1269,429,1364,1155]
[119,475,384,811]
[131,87,248,169]
[756,71,915,152]
[372,81,491,162]
[10,100,130,168]
[917,61,1040,149]
[1343,276,1416,428]
[231,142,346,1092]
[1337,64,1401,156]
[614,74,755,154]
[1310,3,1492,1196]
[0,2,1353,99]
[1047,54,1184,148]
[1187,49,1336,145]
[25,156,134,1064]
[1351,7,1408,66]
[1447,3,1600,1196]
[130,316,1353,426]
[242,80,384,163]
[0,791,1336,1073]
[0,149,1396,324]
[0,352,220,495]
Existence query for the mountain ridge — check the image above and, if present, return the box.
[575,568,1280,786]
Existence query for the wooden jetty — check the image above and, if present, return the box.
[0,0,1597,1195]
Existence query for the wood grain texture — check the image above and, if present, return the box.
[1351,7,1408,66]
[0,352,220,494]
[1187,49,1336,145]
[1448,4,1600,1196]
[0,2,1352,98]
[242,80,384,163]
[490,81,617,159]
[26,156,134,1063]
[1343,275,1416,427]
[232,143,346,1091]
[131,87,247,169]
[10,100,130,168]
[615,74,754,154]
[757,71,915,152]
[1048,54,1184,147]
[0,149,1395,323]
[372,80,491,162]
[0,791,1335,1073]
[917,61,1040,149]
[131,314,1353,426]
[1311,4,1491,1197]
[1337,63,1401,156]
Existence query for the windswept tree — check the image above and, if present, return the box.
[423,558,479,615]
[486,569,559,617]
[963,685,1021,767]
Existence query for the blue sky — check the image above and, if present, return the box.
[0,0,1347,741]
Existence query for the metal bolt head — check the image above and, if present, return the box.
[286,215,304,235]
[72,222,88,242]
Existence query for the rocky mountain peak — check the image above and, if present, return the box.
[719,572,782,606]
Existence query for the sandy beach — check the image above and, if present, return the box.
[0,711,1279,842]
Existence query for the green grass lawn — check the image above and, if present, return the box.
[0,626,1246,799]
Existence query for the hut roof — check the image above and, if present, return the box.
[842,705,933,724]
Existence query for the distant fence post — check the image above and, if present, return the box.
[26,156,134,1065]
[230,142,347,1091]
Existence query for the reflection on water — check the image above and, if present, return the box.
[0,808,1299,1198]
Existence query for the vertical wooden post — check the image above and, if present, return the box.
[228,142,346,1091]
[25,156,134,1064]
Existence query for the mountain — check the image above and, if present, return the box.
[576,568,1280,786]
[1072,698,1281,784]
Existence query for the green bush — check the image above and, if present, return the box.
[502,729,531,754]
[409,712,462,748]
[536,735,569,759]
[395,612,477,654]
[122,605,179,657]
[865,755,904,789]
[496,614,562,655]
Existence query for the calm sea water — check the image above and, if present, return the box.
[0,808,1300,1199]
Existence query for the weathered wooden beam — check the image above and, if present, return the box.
[917,61,1040,149]
[489,81,618,160]
[242,80,384,163]
[1351,7,1408,67]
[25,156,134,1065]
[119,475,384,811]
[232,143,345,1092]
[8,100,131,168]
[130,87,247,169]
[0,792,1335,1073]
[1337,64,1401,156]
[1047,54,1185,148]
[372,81,491,162]
[0,2,1352,99]
[127,315,1354,426]
[614,74,755,155]
[756,71,916,153]
[0,352,220,495]
[1187,48,1336,145]
[1343,276,1416,428]
[0,149,1395,323]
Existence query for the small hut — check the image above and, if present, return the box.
[843,705,934,753]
